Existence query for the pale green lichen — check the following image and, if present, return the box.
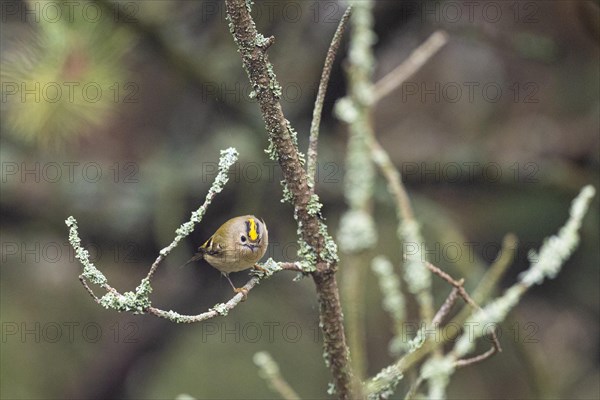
[371,256,408,354]
[265,135,279,162]
[343,119,375,210]
[365,364,403,400]
[280,180,294,204]
[289,192,338,269]
[162,148,239,256]
[68,216,151,313]
[400,220,431,294]
[420,357,455,400]
[338,209,377,252]
[253,258,298,278]
[285,120,305,166]
[521,185,596,286]
[211,303,229,316]
[98,278,152,314]
[372,256,409,355]
[307,193,323,216]
[253,351,279,375]
[297,236,318,272]
[319,221,340,264]
[327,382,336,395]
[245,0,254,13]
[265,63,283,99]
[256,33,270,47]
[333,97,359,124]
[163,309,183,320]
[157,309,199,324]
[407,328,427,353]
[66,216,108,286]
[335,0,378,263]
[371,257,405,322]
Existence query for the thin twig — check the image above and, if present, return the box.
[424,262,502,359]
[454,346,497,368]
[373,30,449,103]
[449,234,518,340]
[146,277,260,323]
[372,137,437,326]
[371,139,415,224]
[424,262,478,310]
[431,287,460,327]
[78,275,101,302]
[307,6,352,191]
[145,262,304,322]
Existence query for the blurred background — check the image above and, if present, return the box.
[1,0,598,399]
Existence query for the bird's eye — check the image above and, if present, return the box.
[240,235,247,243]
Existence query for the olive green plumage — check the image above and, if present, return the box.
[185,215,268,293]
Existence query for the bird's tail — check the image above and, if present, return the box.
[179,251,205,269]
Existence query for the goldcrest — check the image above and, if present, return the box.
[184,215,268,293]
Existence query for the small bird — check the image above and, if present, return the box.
[184,215,268,295]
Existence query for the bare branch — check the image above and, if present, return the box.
[431,287,460,327]
[78,275,101,303]
[307,6,352,191]
[424,262,502,358]
[371,139,415,221]
[373,30,449,103]
[454,346,498,369]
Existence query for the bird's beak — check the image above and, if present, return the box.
[244,244,258,252]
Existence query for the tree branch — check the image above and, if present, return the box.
[146,277,260,323]
[223,1,354,397]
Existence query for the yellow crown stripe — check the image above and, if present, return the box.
[248,218,258,241]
